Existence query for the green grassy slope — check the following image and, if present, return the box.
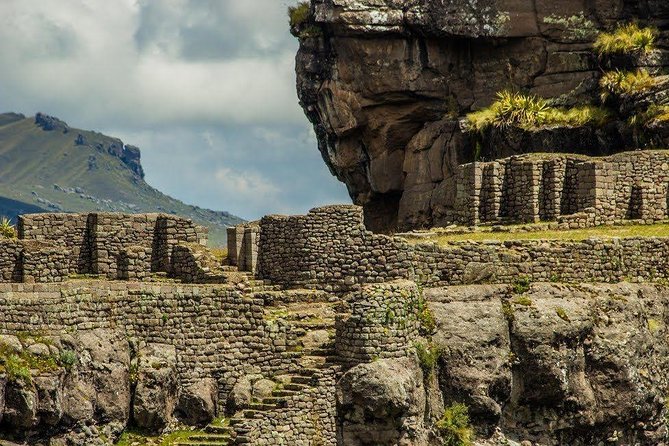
[0,113,244,246]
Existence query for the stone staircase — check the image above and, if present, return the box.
[191,293,339,445]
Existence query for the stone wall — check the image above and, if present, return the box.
[445,151,669,227]
[0,282,297,408]
[13,212,208,281]
[255,205,669,291]
[227,223,259,273]
[336,281,421,365]
[0,239,70,283]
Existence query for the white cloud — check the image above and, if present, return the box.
[0,0,350,219]
[0,0,304,128]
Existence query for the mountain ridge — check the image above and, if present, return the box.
[0,112,243,245]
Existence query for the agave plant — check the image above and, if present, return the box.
[0,217,16,239]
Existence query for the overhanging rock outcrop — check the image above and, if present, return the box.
[296,0,669,231]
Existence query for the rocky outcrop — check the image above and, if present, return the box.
[296,0,669,231]
[424,282,669,445]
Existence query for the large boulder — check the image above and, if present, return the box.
[337,357,430,446]
[175,378,218,426]
[132,343,178,431]
[297,0,669,231]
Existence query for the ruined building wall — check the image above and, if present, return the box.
[0,282,298,409]
[10,212,208,282]
[448,151,669,227]
[251,205,669,291]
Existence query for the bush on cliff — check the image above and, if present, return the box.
[600,69,657,101]
[594,23,657,55]
[466,90,610,132]
[436,403,474,446]
[288,1,310,28]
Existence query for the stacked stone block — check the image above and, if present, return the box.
[15,212,208,282]
[0,282,299,411]
[117,245,152,281]
[170,243,225,284]
[21,241,69,283]
[336,281,421,365]
[228,223,260,272]
[444,150,669,227]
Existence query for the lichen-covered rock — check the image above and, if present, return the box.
[131,343,178,431]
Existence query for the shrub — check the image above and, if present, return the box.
[0,217,16,239]
[600,69,657,101]
[59,350,78,370]
[512,276,531,295]
[466,90,610,132]
[2,354,32,384]
[288,1,310,28]
[415,341,441,373]
[594,23,657,55]
[436,403,475,446]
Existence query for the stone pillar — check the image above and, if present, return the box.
[454,162,483,225]
[226,226,244,267]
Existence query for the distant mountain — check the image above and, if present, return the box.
[0,112,243,246]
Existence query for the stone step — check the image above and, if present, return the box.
[174,442,229,446]
[283,382,309,392]
[189,433,232,441]
[204,425,234,434]
[291,320,333,330]
[272,389,298,397]
[248,402,277,411]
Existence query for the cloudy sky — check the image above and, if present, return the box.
[0,0,349,220]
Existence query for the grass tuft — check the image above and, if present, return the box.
[466,90,609,132]
[594,23,657,55]
[0,217,16,239]
[288,1,310,28]
[600,69,657,101]
[414,341,441,373]
[436,403,475,446]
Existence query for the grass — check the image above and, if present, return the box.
[600,69,657,101]
[465,90,610,132]
[402,222,669,245]
[630,104,669,127]
[594,23,657,55]
[288,1,310,28]
[436,403,474,446]
[415,341,441,373]
[115,428,198,446]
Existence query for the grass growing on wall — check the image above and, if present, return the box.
[465,90,610,132]
[594,23,657,55]
[401,222,669,245]
[0,216,16,238]
[600,69,657,101]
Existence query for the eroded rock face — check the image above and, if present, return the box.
[296,0,669,231]
[132,343,178,431]
[424,283,669,445]
[336,357,433,445]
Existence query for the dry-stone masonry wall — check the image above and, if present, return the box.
[253,205,669,291]
[336,281,421,365]
[0,281,298,409]
[446,150,669,227]
[11,212,208,282]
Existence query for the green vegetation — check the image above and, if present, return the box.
[512,276,531,295]
[555,307,570,322]
[466,90,610,132]
[115,428,198,446]
[415,341,441,373]
[630,104,669,127]
[416,298,437,336]
[0,217,16,239]
[594,23,657,55]
[436,403,475,446]
[512,295,533,306]
[402,222,669,245]
[0,337,73,385]
[288,2,310,28]
[648,318,662,333]
[600,69,657,101]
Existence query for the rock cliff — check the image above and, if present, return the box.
[295,0,669,231]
